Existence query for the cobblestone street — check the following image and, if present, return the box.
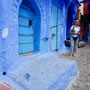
[59,42,90,90]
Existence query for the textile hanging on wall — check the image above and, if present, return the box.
[84,3,89,15]
[84,0,90,2]
[88,3,90,15]
[80,18,84,40]
[77,5,80,20]
[88,3,90,23]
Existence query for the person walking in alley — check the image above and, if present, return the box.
[70,20,80,57]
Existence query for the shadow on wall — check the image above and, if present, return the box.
[66,2,77,40]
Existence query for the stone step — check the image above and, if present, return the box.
[0,54,78,90]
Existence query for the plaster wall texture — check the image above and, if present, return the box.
[0,0,69,72]
[0,0,78,89]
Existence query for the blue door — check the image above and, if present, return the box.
[18,3,35,55]
[57,8,61,50]
[51,4,61,51]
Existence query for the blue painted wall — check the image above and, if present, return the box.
[0,0,78,77]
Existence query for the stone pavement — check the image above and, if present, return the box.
[7,55,77,90]
[59,42,90,90]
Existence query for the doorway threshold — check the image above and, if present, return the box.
[19,52,38,57]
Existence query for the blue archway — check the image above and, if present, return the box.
[18,0,41,55]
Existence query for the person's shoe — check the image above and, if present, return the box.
[70,54,73,57]
[73,54,76,57]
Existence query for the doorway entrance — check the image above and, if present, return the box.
[51,4,61,51]
[18,1,36,55]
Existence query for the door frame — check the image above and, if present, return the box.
[51,4,61,51]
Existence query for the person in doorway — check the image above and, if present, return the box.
[70,20,80,57]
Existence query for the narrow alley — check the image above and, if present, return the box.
[59,43,90,90]
[0,0,90,89]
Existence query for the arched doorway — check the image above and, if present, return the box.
[18,0,41,55]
